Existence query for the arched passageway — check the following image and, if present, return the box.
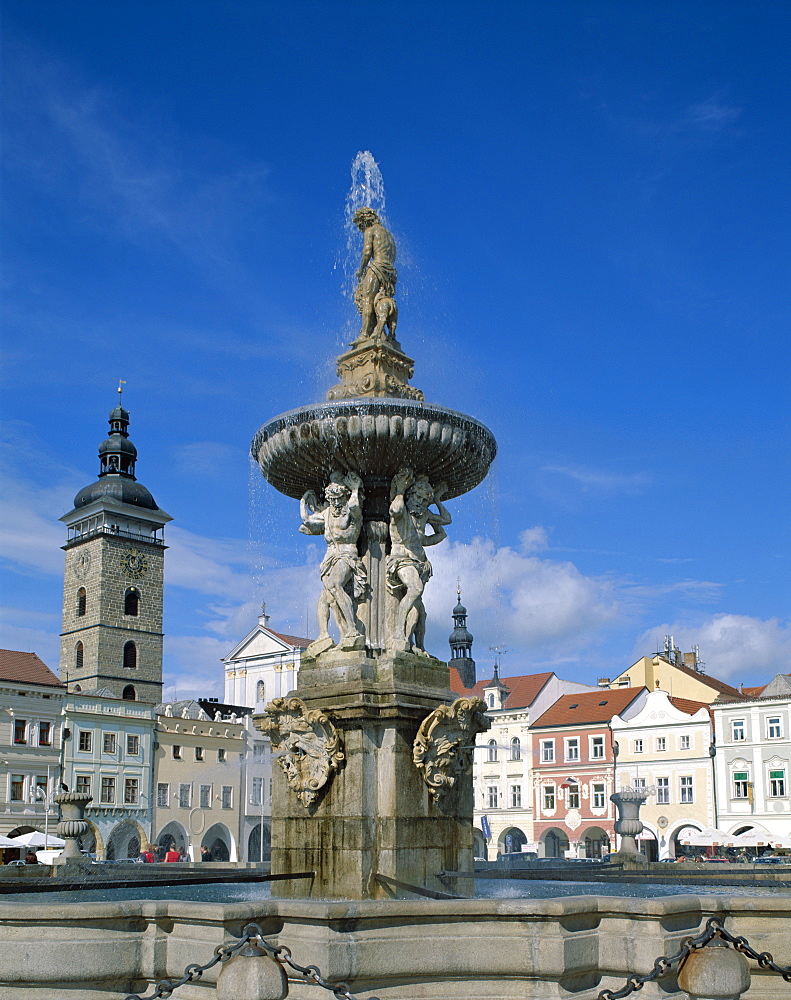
[203,822,233,862]
[541,828,569,858]
[498,826,528,855]
[584,826,611,859]
[247,822,271,862]
[106,820,145,860]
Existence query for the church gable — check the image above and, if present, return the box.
[224,625,297,663]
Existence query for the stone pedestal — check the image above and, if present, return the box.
[255,648,474,900]
[326,336,424,402]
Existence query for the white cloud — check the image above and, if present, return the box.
[519,526,550,553]
[540,463,651,494]
[635,614,791,683]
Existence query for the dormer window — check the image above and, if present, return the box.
[488,694,495,709]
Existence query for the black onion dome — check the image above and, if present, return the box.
[453,600,467,616]
[73,478,158,510]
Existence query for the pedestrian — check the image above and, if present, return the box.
[179,848,189,862]
[164,846,181,863]
[24,850,40,865]
[140,845,155,863]
[200,845,213,862]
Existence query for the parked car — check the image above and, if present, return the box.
[91,858,142,865]
[755,855,790,865]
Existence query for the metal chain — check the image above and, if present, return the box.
[123,922,380,1000]
[598,917,791,1000]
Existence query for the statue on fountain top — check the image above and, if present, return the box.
[352,207,398,345]
[300,470,367,655]
[386,468,451,655]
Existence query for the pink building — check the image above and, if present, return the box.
[530,687,648,858]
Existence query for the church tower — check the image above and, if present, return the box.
[448,584,476,688]
[59,389,171,703]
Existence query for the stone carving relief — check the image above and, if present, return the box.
[300,470,367,656]
[413,697,490,801]
[386,468,451,654]
[261,697,345,809]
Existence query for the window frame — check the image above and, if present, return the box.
[178,783,192,809]
[510,783,522,808]
[100,776,116,804]
[78,730,92,753]
[767,717,782,740]
[509,737,521,762]
[126,734,140,756]
[486,739,498,763]
[732,771,749,799]
[567,784,580,809]
[768,769,786,797]
[656,776,670,804]
[102,732,117,754]
[590,735,605,759]
[731,719,746,742]
[542,785,556,811]
[156,782,169,807]
[680,775,694,804]
[565,737,580,762]
[124,777,139,805]
[592,783,606,809]
[540,739,555,763]
[679,734,691,750]
[486,785,498,809]
[13,719,27,745]
[199,784,212,808]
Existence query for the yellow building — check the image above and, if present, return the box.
[607,640,742,704]
[152,700,245,861]
[610,689,714,860]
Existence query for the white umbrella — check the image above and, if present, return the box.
[731,829,791,849]
[9,831,65,848]
[0,835,19,847]
[679,826,735,847]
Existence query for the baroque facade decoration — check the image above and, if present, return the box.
[260,697,344,809]
[413,697,490,801]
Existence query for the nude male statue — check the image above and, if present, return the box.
[386,468,451,654]
[353,207,397,343]
[300,470,366,653]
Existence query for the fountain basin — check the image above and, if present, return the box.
[251,399,496,501]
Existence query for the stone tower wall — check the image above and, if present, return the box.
[60,534,165,702]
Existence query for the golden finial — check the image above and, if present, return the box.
[456,576,461,602]
[117,378,127,402]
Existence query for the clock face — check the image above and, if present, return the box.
[121,547,148,578]
[73,550,91,579]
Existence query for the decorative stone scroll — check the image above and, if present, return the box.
[261,697,345,808]
[413,697,490,801]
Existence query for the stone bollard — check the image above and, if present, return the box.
[216,943,288,1000]
[678,941,751,1000]
[52,790,93,866]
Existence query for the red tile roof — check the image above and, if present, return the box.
[669,695,711,716]
[531,687,646,728]
[0,649,64,689]
[740,685,767,698]
[269,629,312,649]
[449,668,554,709]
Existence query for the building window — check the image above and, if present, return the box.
[126,734,140,756]
[253,743,266,757]
[157,783,169,807]
[510,737,521,761]
[13,719,27,745]
[540,740,555,762]
[592,783,606,809]
[38,722,52,746]
[123,641,137,670]
[200,784,212,808]
[731,719,745,741]
[487,739,498,762]
[10,775,24,801]
[195,747,204,762]
[77,588,87,616]
[122,685,136,701]
[733,772,749,798]
[78,730,92,752]
[256,680,265,703]
[488,694,495,709]
[217,748,227,763]
[76,775,91,796]
[178,783,191,808]
[124,588,139,616]
[221,785,233,809]
[656,737,666,752]
[567,784,580,809]
[75,642,84,671]
[172,745,182,760]
[679,735,691,750]
[251,776,263,806]
[767,717,782,739]
[634,777,646,791]
[124,778,139,804]
[769,770,786,797]
[633,739,644,754]
[487,786,498,809]
[510,784,522,808]
[100,777,116,804]
[102,733,117,754]
[680,776,694,803]
[565,738,579,762]
[34,775,48,801]
[542,786,555,811]
[656,776,670,804]
[590,736,604,759]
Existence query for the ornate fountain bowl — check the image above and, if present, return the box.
[251,398,497,501]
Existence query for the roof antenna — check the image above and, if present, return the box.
[489,645,508,680]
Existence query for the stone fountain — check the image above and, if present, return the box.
[252,206,496,899]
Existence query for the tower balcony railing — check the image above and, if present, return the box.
[65,525,165,547]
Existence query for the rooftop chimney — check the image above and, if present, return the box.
[598,677,610,688]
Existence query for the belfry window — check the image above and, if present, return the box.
[122,684,136,701]
[75,641,84,670]
[123,641,137,670]
[77,588,87,617]
[124,588,139,616]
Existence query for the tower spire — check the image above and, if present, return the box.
[448,585,476,688]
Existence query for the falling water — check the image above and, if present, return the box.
[339,151,389,304]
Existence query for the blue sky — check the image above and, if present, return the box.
[2,1,789,700]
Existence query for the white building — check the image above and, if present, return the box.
[712,673,791,843]
[223,611,310,711]
[610,689,714,860]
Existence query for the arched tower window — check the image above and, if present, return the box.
[510,737,521,761]
[75,642,84,671]
[122,685,136,701]
[123,641,137,670]
[124,588,139,616]
[256,680,266,703]
[487,739,498,762]
[77,588,87,617]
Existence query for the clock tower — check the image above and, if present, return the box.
[59,392,172,703]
